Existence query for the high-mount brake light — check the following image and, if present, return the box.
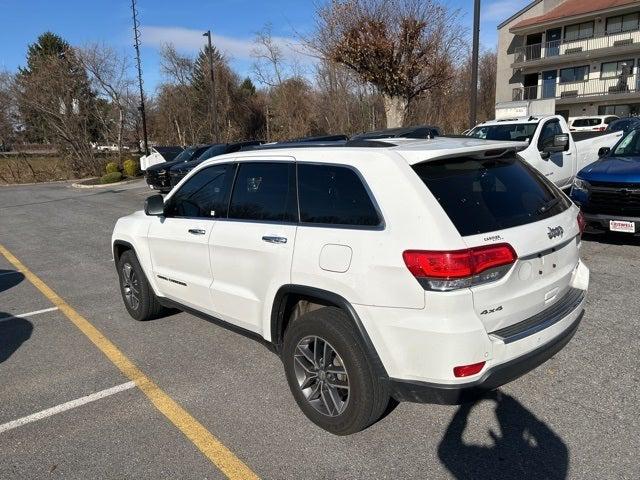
[403,244,517,291]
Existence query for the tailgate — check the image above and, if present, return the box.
[463,207,581,333]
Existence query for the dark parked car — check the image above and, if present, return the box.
[168,141,263,188]
[351,125,442,140]
[605,117,640,134]
[145,145,211,193]
[570,127,640,234]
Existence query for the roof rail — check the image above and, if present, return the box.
[287,134,349,143]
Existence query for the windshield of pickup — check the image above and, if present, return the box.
[468,123,538,142]
[612,128,640,157]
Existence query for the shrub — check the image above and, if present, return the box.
[123,159,138,177]
[99,171,123,184]
[105,162,119,174]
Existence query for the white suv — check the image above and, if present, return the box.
[112,138,589,435]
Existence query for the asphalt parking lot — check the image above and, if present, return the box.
[1,179,639,479]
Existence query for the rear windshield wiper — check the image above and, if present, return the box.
[536,197,559,215]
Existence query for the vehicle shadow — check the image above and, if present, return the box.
[582,231,640,246]
[0,269,25,293]
[0,313,33,363]
[438,391,568,480]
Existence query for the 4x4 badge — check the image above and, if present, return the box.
[547,226,564,239]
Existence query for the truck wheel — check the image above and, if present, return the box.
[117,250,166,321]
[282,307,390,435]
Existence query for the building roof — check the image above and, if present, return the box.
[497,1,541,30]
[511,0,638,30]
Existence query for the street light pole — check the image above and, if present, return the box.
[203,30,220,143]
[469,0,481,130]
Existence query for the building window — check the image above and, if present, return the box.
[606,13,640,33]
[601,60,634,78]
[598,105,631,116]
[559,65,589,83]
[564,21,594,41]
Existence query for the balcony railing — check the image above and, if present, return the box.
[514,29,640,64]
[513,76,640,101]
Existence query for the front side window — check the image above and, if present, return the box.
[601,60,634,78]
[165,164,232,218]
[559,65,589,83]
[228,162,297,222]
[297,164,381,227]
[564,21,594,41]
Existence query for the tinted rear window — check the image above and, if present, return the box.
[412,155,569,236]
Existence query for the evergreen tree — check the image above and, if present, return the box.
[239,77,256,96]
[17,32,99,143]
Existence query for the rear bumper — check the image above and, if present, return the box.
[390,310,583,405]
[582,212,640,231]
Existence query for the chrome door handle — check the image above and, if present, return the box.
[262,236,287,244]
[188,228,206,235]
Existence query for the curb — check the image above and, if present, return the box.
[71,178,143,189]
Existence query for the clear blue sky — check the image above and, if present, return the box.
[0,0,530,93]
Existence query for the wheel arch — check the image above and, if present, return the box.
[270,285,388,378]
[112,239,136,264]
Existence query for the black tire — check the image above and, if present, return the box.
[117,250,167,321]
[282,307,390,435]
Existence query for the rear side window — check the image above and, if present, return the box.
[166,164,232,218]
[228,162,297,222]
[297,164,381,227]
[412,155,570,236]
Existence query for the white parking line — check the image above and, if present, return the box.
[0,307,59,322]
[0,381,136,433]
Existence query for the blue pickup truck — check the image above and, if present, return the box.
[571,128,640,234]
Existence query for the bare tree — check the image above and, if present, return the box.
[251,24,287,88]
[0,71,17,148]
[78,43,133,162]
[311,0,465,127]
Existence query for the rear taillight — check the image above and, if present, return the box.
[403,243,517,291]
[594,126,606,131]
[577,211,586,235]
[453,361,486,378]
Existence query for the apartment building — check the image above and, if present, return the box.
[496,0,640,119]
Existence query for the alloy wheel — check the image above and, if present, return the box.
[121,262,140,311]
[293,335,350,417]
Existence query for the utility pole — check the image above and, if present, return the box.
[469,0,481,130]
[203,30,220,143]
[265,105,270,142]
[131,0,149,155]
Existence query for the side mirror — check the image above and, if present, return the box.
[144,194,165,216]
[598,147,611,157]
[541,133,569,155]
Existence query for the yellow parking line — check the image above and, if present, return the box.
[0,244,259,480]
